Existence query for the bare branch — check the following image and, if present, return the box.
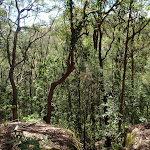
[102,29,115,61]
[102,0,123,22]
[14,16,57,68]
[15,0,20,12]
[78,32,89,38]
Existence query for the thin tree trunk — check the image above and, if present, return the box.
[10,28,20,121]
[98,26,109,125]
[131,27,134,89]
[131,50,134,87]
[9,3,21,120]
[147,102,149,120]
[67,86,72,123]
[118,0,133,132]
[118,44,128,131]
[9,69,18,121]
[83,88,89,150]
[29,69,33,114]
[77,73,82,136]
[97,25,110,147]
[130,26,135,123]
[1,70,2,79]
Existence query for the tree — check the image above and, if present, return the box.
[44,0,89,124]
[0,0,56,121]
[91,0,121,147]
[118,0,150,131]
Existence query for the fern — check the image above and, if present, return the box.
[125,131,136,149]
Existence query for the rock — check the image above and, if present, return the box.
[0,122,80,150]
[127,122,150,150]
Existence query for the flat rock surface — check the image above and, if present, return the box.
[0,122,79,150]
[128,122,150,150]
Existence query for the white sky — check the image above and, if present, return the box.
[3,0,150,26]
[147,11,150,17]
[24,10,60,26]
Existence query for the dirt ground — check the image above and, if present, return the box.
[0,122,80,150]
[0,122,150,150]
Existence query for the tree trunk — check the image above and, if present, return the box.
[131,27,134,89]
[130,27,135,123]
[44,53,75,124]
[1,70,2,79]
[98,26,110,147]
[44,0,75,124]
[9,68,18,121]
[118,38,128,132]
[9,9,20,121]
[67,86,72,123]
[118,0,133,132]
[29,69,33,114]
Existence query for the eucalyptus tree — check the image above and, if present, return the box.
[118,0,150,132]
[81,0,150,146]
[43,0,89,124]
[0,0,56,121]
[90,0,123,147]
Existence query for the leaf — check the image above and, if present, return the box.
[126,131,136,148]
[42,135,48,142]
[7,138,17,144]
[146,6,150,11]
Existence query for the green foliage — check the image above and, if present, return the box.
[1,0,150,149]
[125,131,136,149]
[7,134,60,150]
[7,135,42,150]
[22,113,43,123]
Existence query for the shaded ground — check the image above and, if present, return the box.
[0,122,79,150]
[95,122,150,150]
[0,122,150,150]
[128,122,150,150]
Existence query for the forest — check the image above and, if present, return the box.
[0,0,150,149]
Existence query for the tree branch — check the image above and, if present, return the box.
[102,0,123,22]
[129,19,150,40]
[102,29,115,61]
[14,17,56,68]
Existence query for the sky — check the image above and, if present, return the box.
[21,1,62,26]
[147,11,150,17]
[1,0,150,26]
[31,1,150,24]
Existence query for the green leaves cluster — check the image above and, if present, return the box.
[7,134,58,150]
